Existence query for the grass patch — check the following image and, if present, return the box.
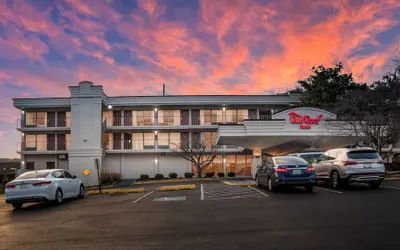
[159,184,196,191]
[87,188,145,195]
[223,181,256,187]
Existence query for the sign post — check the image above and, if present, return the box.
[95,159,102,194]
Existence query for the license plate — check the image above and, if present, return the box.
[364,164,372,168]
[292,170,302,175]
[20,184,28,189]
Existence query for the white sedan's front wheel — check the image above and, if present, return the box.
[78,184,85,198]
[55,188,63,204]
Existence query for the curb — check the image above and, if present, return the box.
[385,177,400,181]
[87,188,145,195]
[159,184,196,191]
[223,181,256,187]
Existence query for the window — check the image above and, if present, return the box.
[26,134,36,149]
[237,110,248,123]
[52,171,64,178]
[274,156,308,165]
[134,111,154,126]
[317,154,328,162]
[158,133,169,149]
[201,110,223,125]
[46,162,55,169]
[203,132,216,148]
[347,150,380,160]
[144,133,155,149]
[24,112,47,126]
[225,109,237,123]
[299,153,323,163]
[327,151,337,160]
[63,171,73,178]
[36,112,46,126]
[170,133,180,149]
[26,162,35,170]
[16,171,50,179]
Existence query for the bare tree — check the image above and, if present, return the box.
[333,61,400,159]
[172,139,217,178]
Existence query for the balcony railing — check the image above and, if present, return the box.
[103,139,157,150]
[259,115,272,120]
[18,141,70,152]
[104,115,250,128]
[17,117,71,128]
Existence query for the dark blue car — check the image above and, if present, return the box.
[255,156,317,192]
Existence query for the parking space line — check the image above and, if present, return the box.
[315,187,343,194]
[201,184,204,200]
[132,190,156,204]
[381,185,400,190]
[249,187,269,197]
[204,195,265,201]
[204,191,260,198]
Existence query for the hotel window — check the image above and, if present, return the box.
[158,110,180,126]
[201,110,223,125]
[26,162,35,170]
[158,133,170,149]
[158,132,180,149]
[237,109,248,123]
[225,110,237,123]
[134,111,154,126]
[170,132,180,149]
[203,132,216,149]
[143,133,155,149]
[25,112,47,126]
[25,134,36,150]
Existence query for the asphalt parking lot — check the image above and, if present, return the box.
[1,181,400,250]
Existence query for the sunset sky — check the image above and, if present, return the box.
[0,0,399,158]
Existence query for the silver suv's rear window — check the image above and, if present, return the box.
[347,150,380,159]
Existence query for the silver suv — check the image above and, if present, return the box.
[313,147,385,189]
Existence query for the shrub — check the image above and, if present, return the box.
[100,171,121,185]
[184,172,194,178]
[140,174,150,181]
[155,173,164,180]
[217,172,225,177]
[205,172,214,177]
[169,173,178,179]
[227,172,236,177]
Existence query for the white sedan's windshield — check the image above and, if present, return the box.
[16,171,51,180]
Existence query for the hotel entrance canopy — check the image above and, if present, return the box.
[216,107,364,156]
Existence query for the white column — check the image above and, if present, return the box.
[68,81,104,186]
[155,155,159,174]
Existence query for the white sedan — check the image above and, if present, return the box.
[5,169,85,209]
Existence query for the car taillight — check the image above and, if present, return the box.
[5,184,16,189]
[306,166,315,172]
[343,161,358,166]
[32,181,52,187]
[371,160,383,164]
[275,168,288,173]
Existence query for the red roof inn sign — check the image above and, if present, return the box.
[289,112,323,129]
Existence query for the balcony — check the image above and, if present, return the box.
[103,139,243,153]
[103,114,254,131]
[17,117,71,131]
[17,141,70,154]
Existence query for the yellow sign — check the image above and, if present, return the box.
[83,169,90,176]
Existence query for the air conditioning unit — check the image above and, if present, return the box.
[58,154,66,160]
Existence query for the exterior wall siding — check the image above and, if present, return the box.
[158,155,190,177]
[24,155,58,170]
